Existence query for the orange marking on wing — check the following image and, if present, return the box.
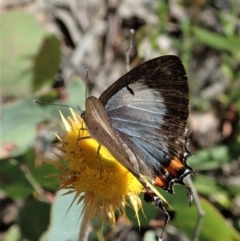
[165,157,184,176]
[154,175,166,188]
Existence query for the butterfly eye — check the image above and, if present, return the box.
[81,111,85,119]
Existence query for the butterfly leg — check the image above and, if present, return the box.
[184,176,205,241]
[96,144,103,177]
[77,122,88,139]
[76,136,91,149]
[144,191,170,241]
[76,124,90,150]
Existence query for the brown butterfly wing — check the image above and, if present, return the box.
[99,55,192,192]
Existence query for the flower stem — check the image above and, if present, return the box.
[78,209,90,241]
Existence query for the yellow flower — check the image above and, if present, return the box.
[50,109,144,239]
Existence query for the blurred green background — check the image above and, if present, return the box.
[0,1,240,241]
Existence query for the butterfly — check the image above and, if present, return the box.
[82,55,193,239]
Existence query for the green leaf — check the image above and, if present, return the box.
[192,26,240,58]
[43,190,84,241]
[165,186,240,241]
[0,159,33,199]
[18,200,50,241]
[0,97,46,157]
[19,148,60,191]
[4,225,21,241]
[63,77,86,109]
[0,10,60,97]
[193,175,231,208]
[189,144,240,171]
[31,164,60,191]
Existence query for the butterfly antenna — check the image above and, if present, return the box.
[125,29,135,73]
[85,69,89,101]
[185,176,205,241]
[34,100,82,112]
